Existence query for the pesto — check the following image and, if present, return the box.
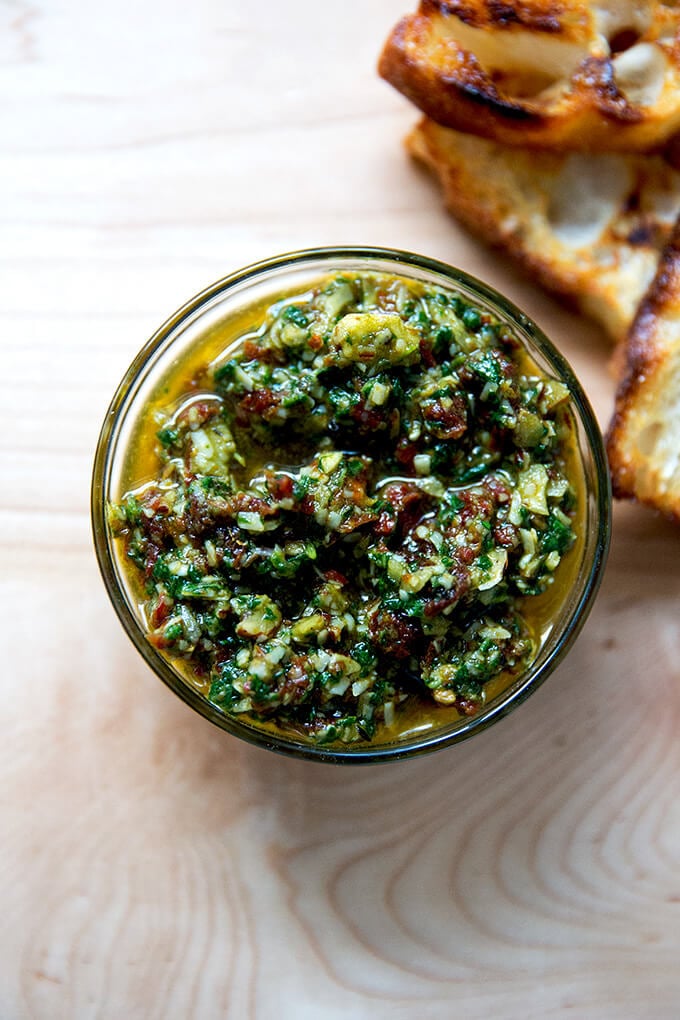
[109,272,578,744]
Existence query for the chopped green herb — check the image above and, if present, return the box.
[109,270,580,746]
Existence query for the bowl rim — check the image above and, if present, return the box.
[91,245,612,764]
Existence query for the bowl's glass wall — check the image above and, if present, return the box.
[92,248,611,763]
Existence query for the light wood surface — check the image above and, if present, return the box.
[2,2,679,1017]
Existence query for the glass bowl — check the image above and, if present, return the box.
[91,247,611,763]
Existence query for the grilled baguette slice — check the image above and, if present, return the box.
[380,1,680,153]
[408,117,680,341]
[607,217,680,520]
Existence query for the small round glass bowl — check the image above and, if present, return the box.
[92,247,611,764]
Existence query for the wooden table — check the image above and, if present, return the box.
[2,2,679,1016]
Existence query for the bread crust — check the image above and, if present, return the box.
[408,117,680,341]
[607,217,680,520]
[380,2,680,153]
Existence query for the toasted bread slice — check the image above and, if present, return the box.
[607,217,680,520]
[380,1,680,153]
[408,117,680,341]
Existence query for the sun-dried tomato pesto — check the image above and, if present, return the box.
[109,272,580,745]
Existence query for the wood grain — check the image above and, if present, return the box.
[1,2,679,1017]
